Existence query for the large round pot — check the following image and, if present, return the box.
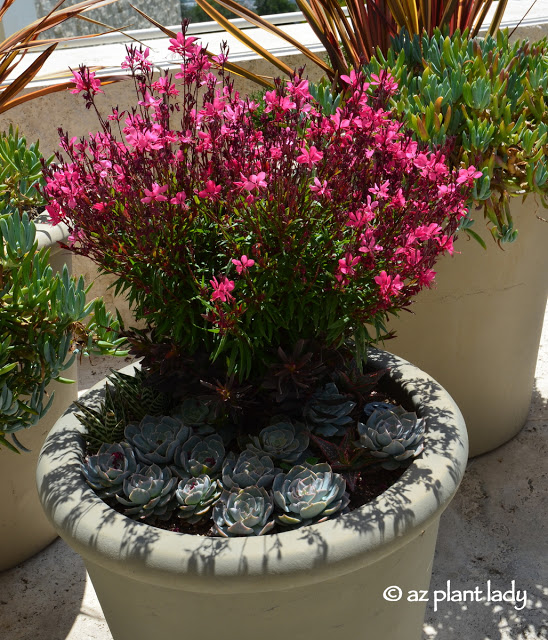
[36,351,468,640]
[386,195,548,457]
[0,218,76,572]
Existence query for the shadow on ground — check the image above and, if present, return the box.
[0,539,90,640]
[423,381,548,640]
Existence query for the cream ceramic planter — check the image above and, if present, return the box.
[386,195,548,457]
[0,218,77,572]
[37,351,468,640]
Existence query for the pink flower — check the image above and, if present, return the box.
[198,181,222,200]
[125,127,164,152]
[418,269,437,287]
[152,76,179,96]
[70,68,103,95]
[141,183,168,203]
[358,229,383,254]
[338,253,360,276]
[296,146,323,168]
[437,234,455,255]
[456,166,483,185]
[369,180,391,199]
[210,276,235,303]
[170,192,188,207]
[374,271,404,298]
[169,33,200,56]
[369,70,398,94]
[234,172,267,192]
[45,201,63,225]
[232,255,255,274]
[414,223,442,241]
[309,177,332,199]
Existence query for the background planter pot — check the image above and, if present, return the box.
[0,218,76,572]
[37,351,468,640]
[386,195,548,457]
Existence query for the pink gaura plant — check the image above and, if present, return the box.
[43,25,479,381]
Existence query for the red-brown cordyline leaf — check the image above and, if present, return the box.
[197,0,332,75]
[0,0,123,113]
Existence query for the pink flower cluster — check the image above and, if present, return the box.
[43,28,477,374]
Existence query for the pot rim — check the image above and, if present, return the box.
[36,349,468,593]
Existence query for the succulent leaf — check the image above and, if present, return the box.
[124,415,192,465]
[357,405,426,470]
[221,450,280,490]
[213,486,275,537]
[116,463,178,521]
[175,475,222,524]
[246,417,309,464]
[272,463,349,527]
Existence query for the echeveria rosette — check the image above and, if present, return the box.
[172,397,216,432]
[173,434,225,478]
[303,382,356,437]
[213,486,275,537]
[175,475,222,524]
[221,451,280,490]
[357,405,426,470]
[116,463,178,521]
[81,441,137,498]
[246,418,309,464]
[273,463,349,527]
[124,415,192,466]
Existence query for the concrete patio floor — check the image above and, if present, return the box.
[0,305,546,640]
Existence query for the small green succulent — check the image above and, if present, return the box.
[365,28,548,245]
[124,415,192,466]
[116,463,178,521]
[357,406,426,470]
[221,451,280,490]
[81,442,137,498]
[304,382,356,437]
[272,463,349,527]
[0,126,53,218]
[246,417,309,464]
[213,486,275,537]
[174,434,225,478]
[175,475,222,524]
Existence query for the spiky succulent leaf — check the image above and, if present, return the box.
[116,463,178,521]
[107,367,171,422]
[81,441,137,498]
[357,405,426,470]
[175,474,222,524]
[273,463,349,527]
[124,415,192,465]
[246,417,309,464]
[304,382,356,437]
[75,383,128,453]
[221,451,280,490]
[213,486,275,537]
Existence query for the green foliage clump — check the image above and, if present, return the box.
[0,126,53,218]
[366,28,548,244]
[0,211,126,452]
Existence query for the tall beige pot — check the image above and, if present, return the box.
[36,351,468,640]
[0,218,77,572]
[386,195,548,457]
